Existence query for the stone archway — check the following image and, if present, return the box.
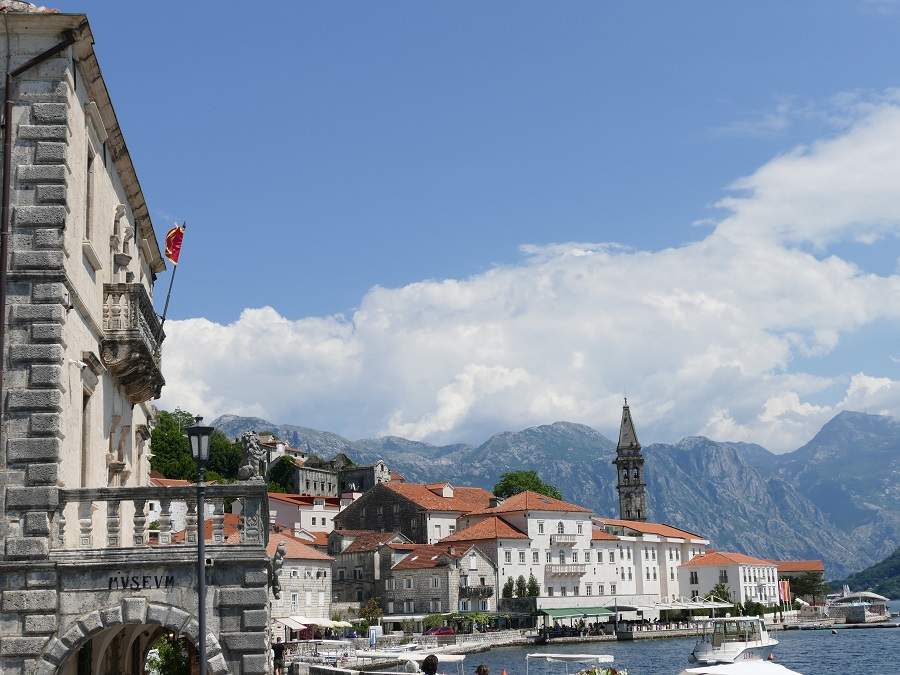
[34,597,228,675]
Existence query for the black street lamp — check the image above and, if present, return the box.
[186,416,213,675]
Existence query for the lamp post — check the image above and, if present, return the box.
[186,416,213,675]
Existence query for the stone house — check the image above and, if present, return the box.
[329,530,415,603]
[381,544,496,631]
[0,9,269,674]
[292,454,390,497]
[268,532,333,642]
[334,482,494,544]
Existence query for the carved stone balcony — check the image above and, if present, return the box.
[459,584,494,599]
[545,564,587,576]
[101,283,165,403]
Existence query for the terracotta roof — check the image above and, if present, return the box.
[592,526,619,541]
[468,491,591,515]
[596,518,704,540]
[267,532,333,561]
[150,477,192,488]
[392,544,465,570]
[333,529,378,537]
[171,513,241,544]
[776,560,825,573]
[440,516,528,542]
[682,551,773,568]
[389,471,406,482]
[344,531,406,553]
[383,482,493,513]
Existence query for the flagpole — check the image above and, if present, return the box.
[157,222,185,342]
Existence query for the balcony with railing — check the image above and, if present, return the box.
[101,283,165,404]
[459,584,494,599]
[50,483,268,561]
[545,564,587,576]
[550,533,578,545]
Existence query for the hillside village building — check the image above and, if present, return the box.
[679,551,780,604]
[267,532,333,643]
[334,481,495,543]
[328,530,416,603]
[0,10,269,674]
[290,453,390,498]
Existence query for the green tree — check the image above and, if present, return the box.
[358,597,383,625]
[791,571,828,601]
[493,470,562,500]
[423,614,445,630]
[502,577,515,598]
[207,430,243,479]
[149,409,196,480]
[526,573,540,597]
[267,456,296,493]
[706,583,732,603]
[515,574,528,598]
[145,634,189,675]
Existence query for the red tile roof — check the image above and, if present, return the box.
[267,532,333,561]
[468,491,591,515]
[344,531,406,553]
[389,471,406,482]
[440,516,528,542]
[392,544,465,570]
[383,482,493,513]
[776,560,825,573]
[267,492,342,508]
[150,477,192,488]
[596,518,704,540]
[592,526,619,541]
[682,550,773,568]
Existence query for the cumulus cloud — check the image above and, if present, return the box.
[159,101,900,451]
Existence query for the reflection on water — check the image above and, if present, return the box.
[456,603,900,675]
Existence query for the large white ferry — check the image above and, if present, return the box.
[689,617,778,664]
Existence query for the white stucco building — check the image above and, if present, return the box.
[678,551,780,604]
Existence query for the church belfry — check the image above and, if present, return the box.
[613,399,647,521]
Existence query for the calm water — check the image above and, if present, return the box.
[460,601,900,675]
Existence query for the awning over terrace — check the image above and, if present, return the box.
[538,606,615,619]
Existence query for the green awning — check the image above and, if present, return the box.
[539,607,614,618]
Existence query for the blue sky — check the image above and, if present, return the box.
[58,1,900,448]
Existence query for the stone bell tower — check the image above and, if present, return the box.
[612,399,647,521]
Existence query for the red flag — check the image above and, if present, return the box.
[165,224,185,265]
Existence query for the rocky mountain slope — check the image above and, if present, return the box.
[210,410,900,578]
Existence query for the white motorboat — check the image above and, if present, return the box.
[689,617,778,665]
[680,663,802,675]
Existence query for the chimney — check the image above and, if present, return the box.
[489,496,503,508]
[449,546,456,556]
[294,522,302,537]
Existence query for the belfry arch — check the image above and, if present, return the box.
[34,598,228,675]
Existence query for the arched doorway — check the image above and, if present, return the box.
[35,598,228,675]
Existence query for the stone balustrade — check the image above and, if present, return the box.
[51,483,269,552]
[550,533,579,545]
[458,584,494,599]
[545,563,587,576]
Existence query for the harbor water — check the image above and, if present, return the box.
[458,600,900,675]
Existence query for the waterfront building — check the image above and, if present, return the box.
[268,532,333,642]
[328,529,415,603]
[381,544,496,632]
[613,401,648,521]
[679,551,780,604]
[333,481,494,544]
[0,9,269,674]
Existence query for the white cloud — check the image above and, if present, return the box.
[160,101,900,451]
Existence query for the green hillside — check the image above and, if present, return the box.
[834,547,900,599]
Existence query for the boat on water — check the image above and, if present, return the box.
[679,662,802,675]
[525,653,627,675]
[689,617,778,664]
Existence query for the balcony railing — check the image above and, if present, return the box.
[101,283,165,403]
[51,483,268,553]
[545,564,587,576]
[551,534,578,545]
[459,585,494,599]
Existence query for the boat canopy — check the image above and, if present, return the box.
[831,591,889,604]
[526,654,615,663]
[539,607,615,619]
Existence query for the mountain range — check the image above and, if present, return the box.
[210,411,900,579]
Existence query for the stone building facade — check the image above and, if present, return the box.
[613,401,647,521]
[329,530,413,604]
[267,533,333,642]
[0,11,270,675]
